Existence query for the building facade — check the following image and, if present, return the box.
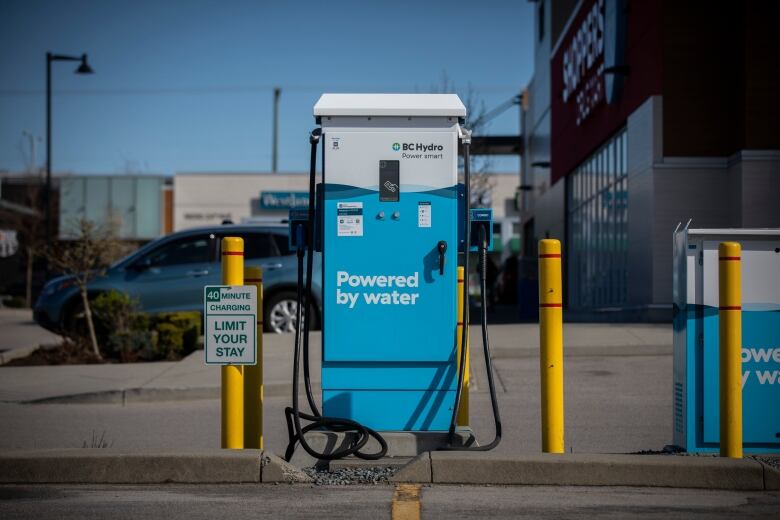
[173,172,310,230]
[59,174,170,240]
[174,171,521,257]
[522,0,780,319]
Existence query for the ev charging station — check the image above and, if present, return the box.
[285,94,501,461]
[672,227,780,453]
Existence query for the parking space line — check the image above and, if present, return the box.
[391,483,421,520]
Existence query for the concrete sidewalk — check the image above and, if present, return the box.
[0,322,675,456]
[0,323,669,404]
[0,309,62,365]
[0,331,313,403]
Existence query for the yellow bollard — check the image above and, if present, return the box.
[244,266,264,449]
[719,242,743,458]
[221,237,244,449]
[539,239,564,453]
[456,266,470,427]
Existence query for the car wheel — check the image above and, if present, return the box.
[264,291,318,334]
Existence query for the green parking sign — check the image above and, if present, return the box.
[203,285,257,365]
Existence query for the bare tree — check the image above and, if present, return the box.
[3,175,46,308]
[12,133,46,307]
[19,181,45,307]
[47,218,123,359]
[429,72,496,207]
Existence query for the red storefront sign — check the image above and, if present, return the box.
[550,0,663,184]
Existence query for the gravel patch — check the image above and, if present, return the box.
[303,466,397,486]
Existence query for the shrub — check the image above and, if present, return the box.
[92,291,139,348]
[151,312,202,354]
[153,322,183,360]
[88,291,200,362]
[106,330,158,362]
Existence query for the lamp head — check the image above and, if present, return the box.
[76,54,93,74]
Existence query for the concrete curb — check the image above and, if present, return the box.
[23,387,222,405]
[0,449,311,484]
[390,452,431,483]
[392,452,776,490]
[759,460,780,490]
[21,382,297,405]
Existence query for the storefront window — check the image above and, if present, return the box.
[566,129,628,309]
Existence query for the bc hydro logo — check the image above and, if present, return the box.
[393,142,445,152]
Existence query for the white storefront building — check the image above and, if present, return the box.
[174,171,520,256]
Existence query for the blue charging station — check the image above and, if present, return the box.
[285,94,501,461]
[318,94,464,431]
[673,227,780,453]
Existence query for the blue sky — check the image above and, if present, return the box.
[0,0,534,175]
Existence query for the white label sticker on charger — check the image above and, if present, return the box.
[417,201,431,228]
[337,202,363,237]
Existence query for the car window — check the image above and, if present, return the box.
[219,232,278,260]
[272,233,292,256]
[245,233,276,259]
[144,235,212,266]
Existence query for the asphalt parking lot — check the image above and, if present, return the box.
[1,483,779,520]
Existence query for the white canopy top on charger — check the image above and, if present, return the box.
[314,93,466,118]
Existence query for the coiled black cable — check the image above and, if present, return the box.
[283,129,388,462]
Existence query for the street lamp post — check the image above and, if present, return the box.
[45,52,93,252]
